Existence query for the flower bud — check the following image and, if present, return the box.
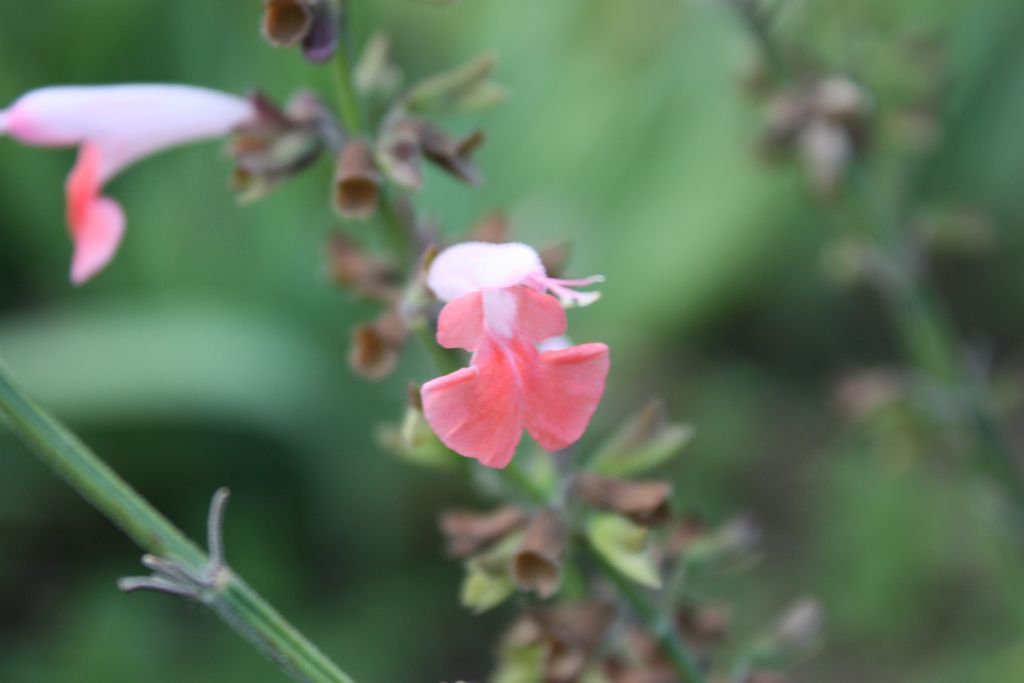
[230,92,325,201]
[415,120,485,185]
[773,598,823,654]
[798,118,851,199]
[534,602,615,682]
[261,0,337,63]
[575,473,673,526]
[439,506,528,557]
[377,121,423,190]
[348,308,405,379]
[334,139,381,219]
[812,76,869,126]
[300,0,339,64]
[512,509,565,598]
[326,234,401,301]
[262,0,313,47]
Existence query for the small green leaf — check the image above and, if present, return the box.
[403,52,505,115]
[458,532,523,613]
[589,398,695,477]
[585,513,662,589]
[460,561,516,614]
[376,409,460,470]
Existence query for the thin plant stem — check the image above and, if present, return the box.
[592,551,707,683]
[725,1,1024,518]
[328,26,710,680]
[0,359,358,683]
[331,0,365,136]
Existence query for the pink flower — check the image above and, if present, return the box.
[0,84,255,283]
[421,242,610,469]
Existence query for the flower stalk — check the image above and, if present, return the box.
[726,0,1024,519]
[328,31,709,680]
[0,358,357,683]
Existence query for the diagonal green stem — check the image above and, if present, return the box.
[592,551,706,683]
[0,359,358,683]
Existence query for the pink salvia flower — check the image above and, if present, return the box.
[0,84,255,283]
[422,241,610,469]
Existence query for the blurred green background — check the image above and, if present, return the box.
[3,0,1024,681]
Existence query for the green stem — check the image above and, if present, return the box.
[727,2,1024,518]
[592,551,706,683]
[331,20,364,135]
[0,359,357,683]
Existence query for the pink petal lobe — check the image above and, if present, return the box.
[66,144,125,284]
[436,291,484,351]
[524,343,610,452]
[515,287,567,343]
[421,336,525,469]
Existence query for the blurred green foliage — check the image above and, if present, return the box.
[2,1,1024,681]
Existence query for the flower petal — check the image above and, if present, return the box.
[427,241,545,302]
[4,84,253,179]
[524,343,610,452]
[436,291,484,350]
[421,336,526,468]
[66,144,125,284]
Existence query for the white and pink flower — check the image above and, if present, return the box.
[422,241,610,469]
[0,84,255,283]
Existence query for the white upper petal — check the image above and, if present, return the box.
[427,241,546,302]
[2,84,253,180]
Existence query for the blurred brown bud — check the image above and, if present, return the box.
[416,121,486,185]
[834,368,906,422]
[798,118,851,199]
[759,92,807,158]
[230,92,326,201]
[301,0,339,63]
[575,473,673,526]
[512,509,564,598]
[262,0,337,63]
[468,212,511,243]
[812,76,869,126]
[772,597,824,656]
[348,309,406,379]
[664,514,708,557]
[262,0,312,46]
[534,603,615,682]
[335,140,381,220]
[377,121,423,189]
[439,506,528,557]
[677,605,731,648]
[326,234,401,301]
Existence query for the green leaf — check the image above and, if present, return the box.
[458,532,523,613]
[585,513,662,589]
[588,399,695,477]
[402,52,506,115]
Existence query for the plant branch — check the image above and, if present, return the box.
[0,359,358,683]
[725,0,1024,518]
[592,551,706,683]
